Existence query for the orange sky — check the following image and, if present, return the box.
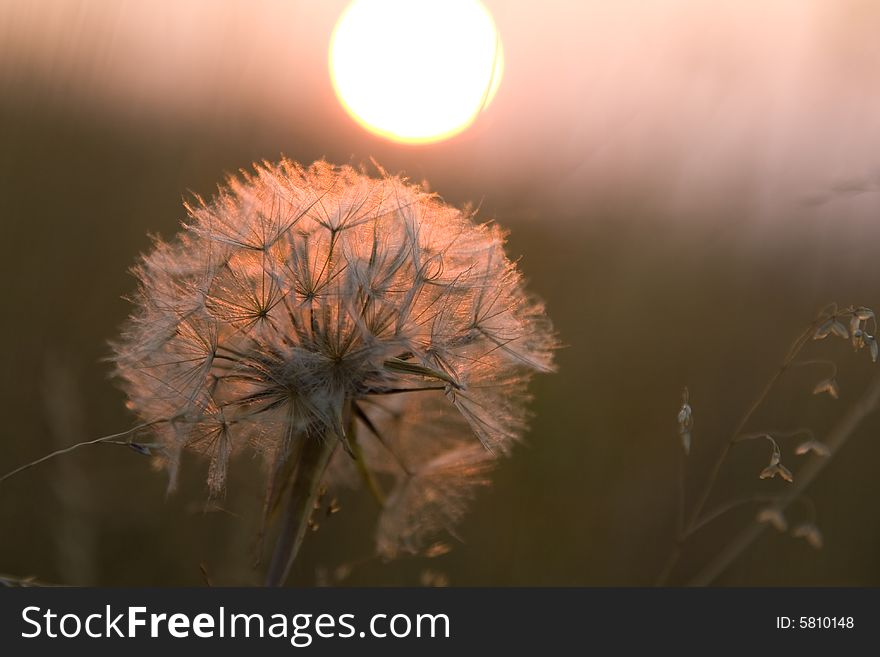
[2,0,879,226]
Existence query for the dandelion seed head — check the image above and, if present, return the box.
[112,159,557,556]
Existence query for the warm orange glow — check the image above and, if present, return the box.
[329,0,503,144]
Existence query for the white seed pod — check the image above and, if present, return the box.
[112,159,559,555]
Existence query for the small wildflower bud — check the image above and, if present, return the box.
[852,327,866,351]
[869,336,879,363]
[760,462,794,482]
[854,307,874,321]
[812,378,840,399]
[850,314,862,337]
[128,442,152,456]
[676,405,692,428]
[813,318,834,340]
[792,523,823,549]
[830,320,850,340]
[759,442,793,482]
[794,439,831,457]
[778,464,794,482]
[767,439,781,467]
[677,387,693,455]
[756,507,787,532]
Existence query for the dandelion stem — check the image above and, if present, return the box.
[688,371,880,585]
[265,431,337,587]
[348,408,385,506]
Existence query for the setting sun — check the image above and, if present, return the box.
[329,0,503,144]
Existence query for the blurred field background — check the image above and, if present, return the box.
[2,0,880,586]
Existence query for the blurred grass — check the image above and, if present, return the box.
[1,98,880,586]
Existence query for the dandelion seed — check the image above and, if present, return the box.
[792,523,823,549]
[756,507,787,532]
[112,159,558,570]
[812,378,840,399]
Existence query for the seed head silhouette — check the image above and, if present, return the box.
[112,160,557,583]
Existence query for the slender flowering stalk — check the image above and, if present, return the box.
[111,159,557,585]
[657,303,878,585]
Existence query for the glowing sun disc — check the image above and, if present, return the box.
[330,0,504,144]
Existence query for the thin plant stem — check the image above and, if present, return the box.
[347,404,385,505]
[655,493,778,585]
[676,446,686,539]
[655,446,689,585]
[658,308,845,585]
[654,539,682,586]
[0,422,159,486]
[684,324,815,531]
[264,432,337,587]
[688,370,880,585]
[733,428,814,444]
[683,494,779,539]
